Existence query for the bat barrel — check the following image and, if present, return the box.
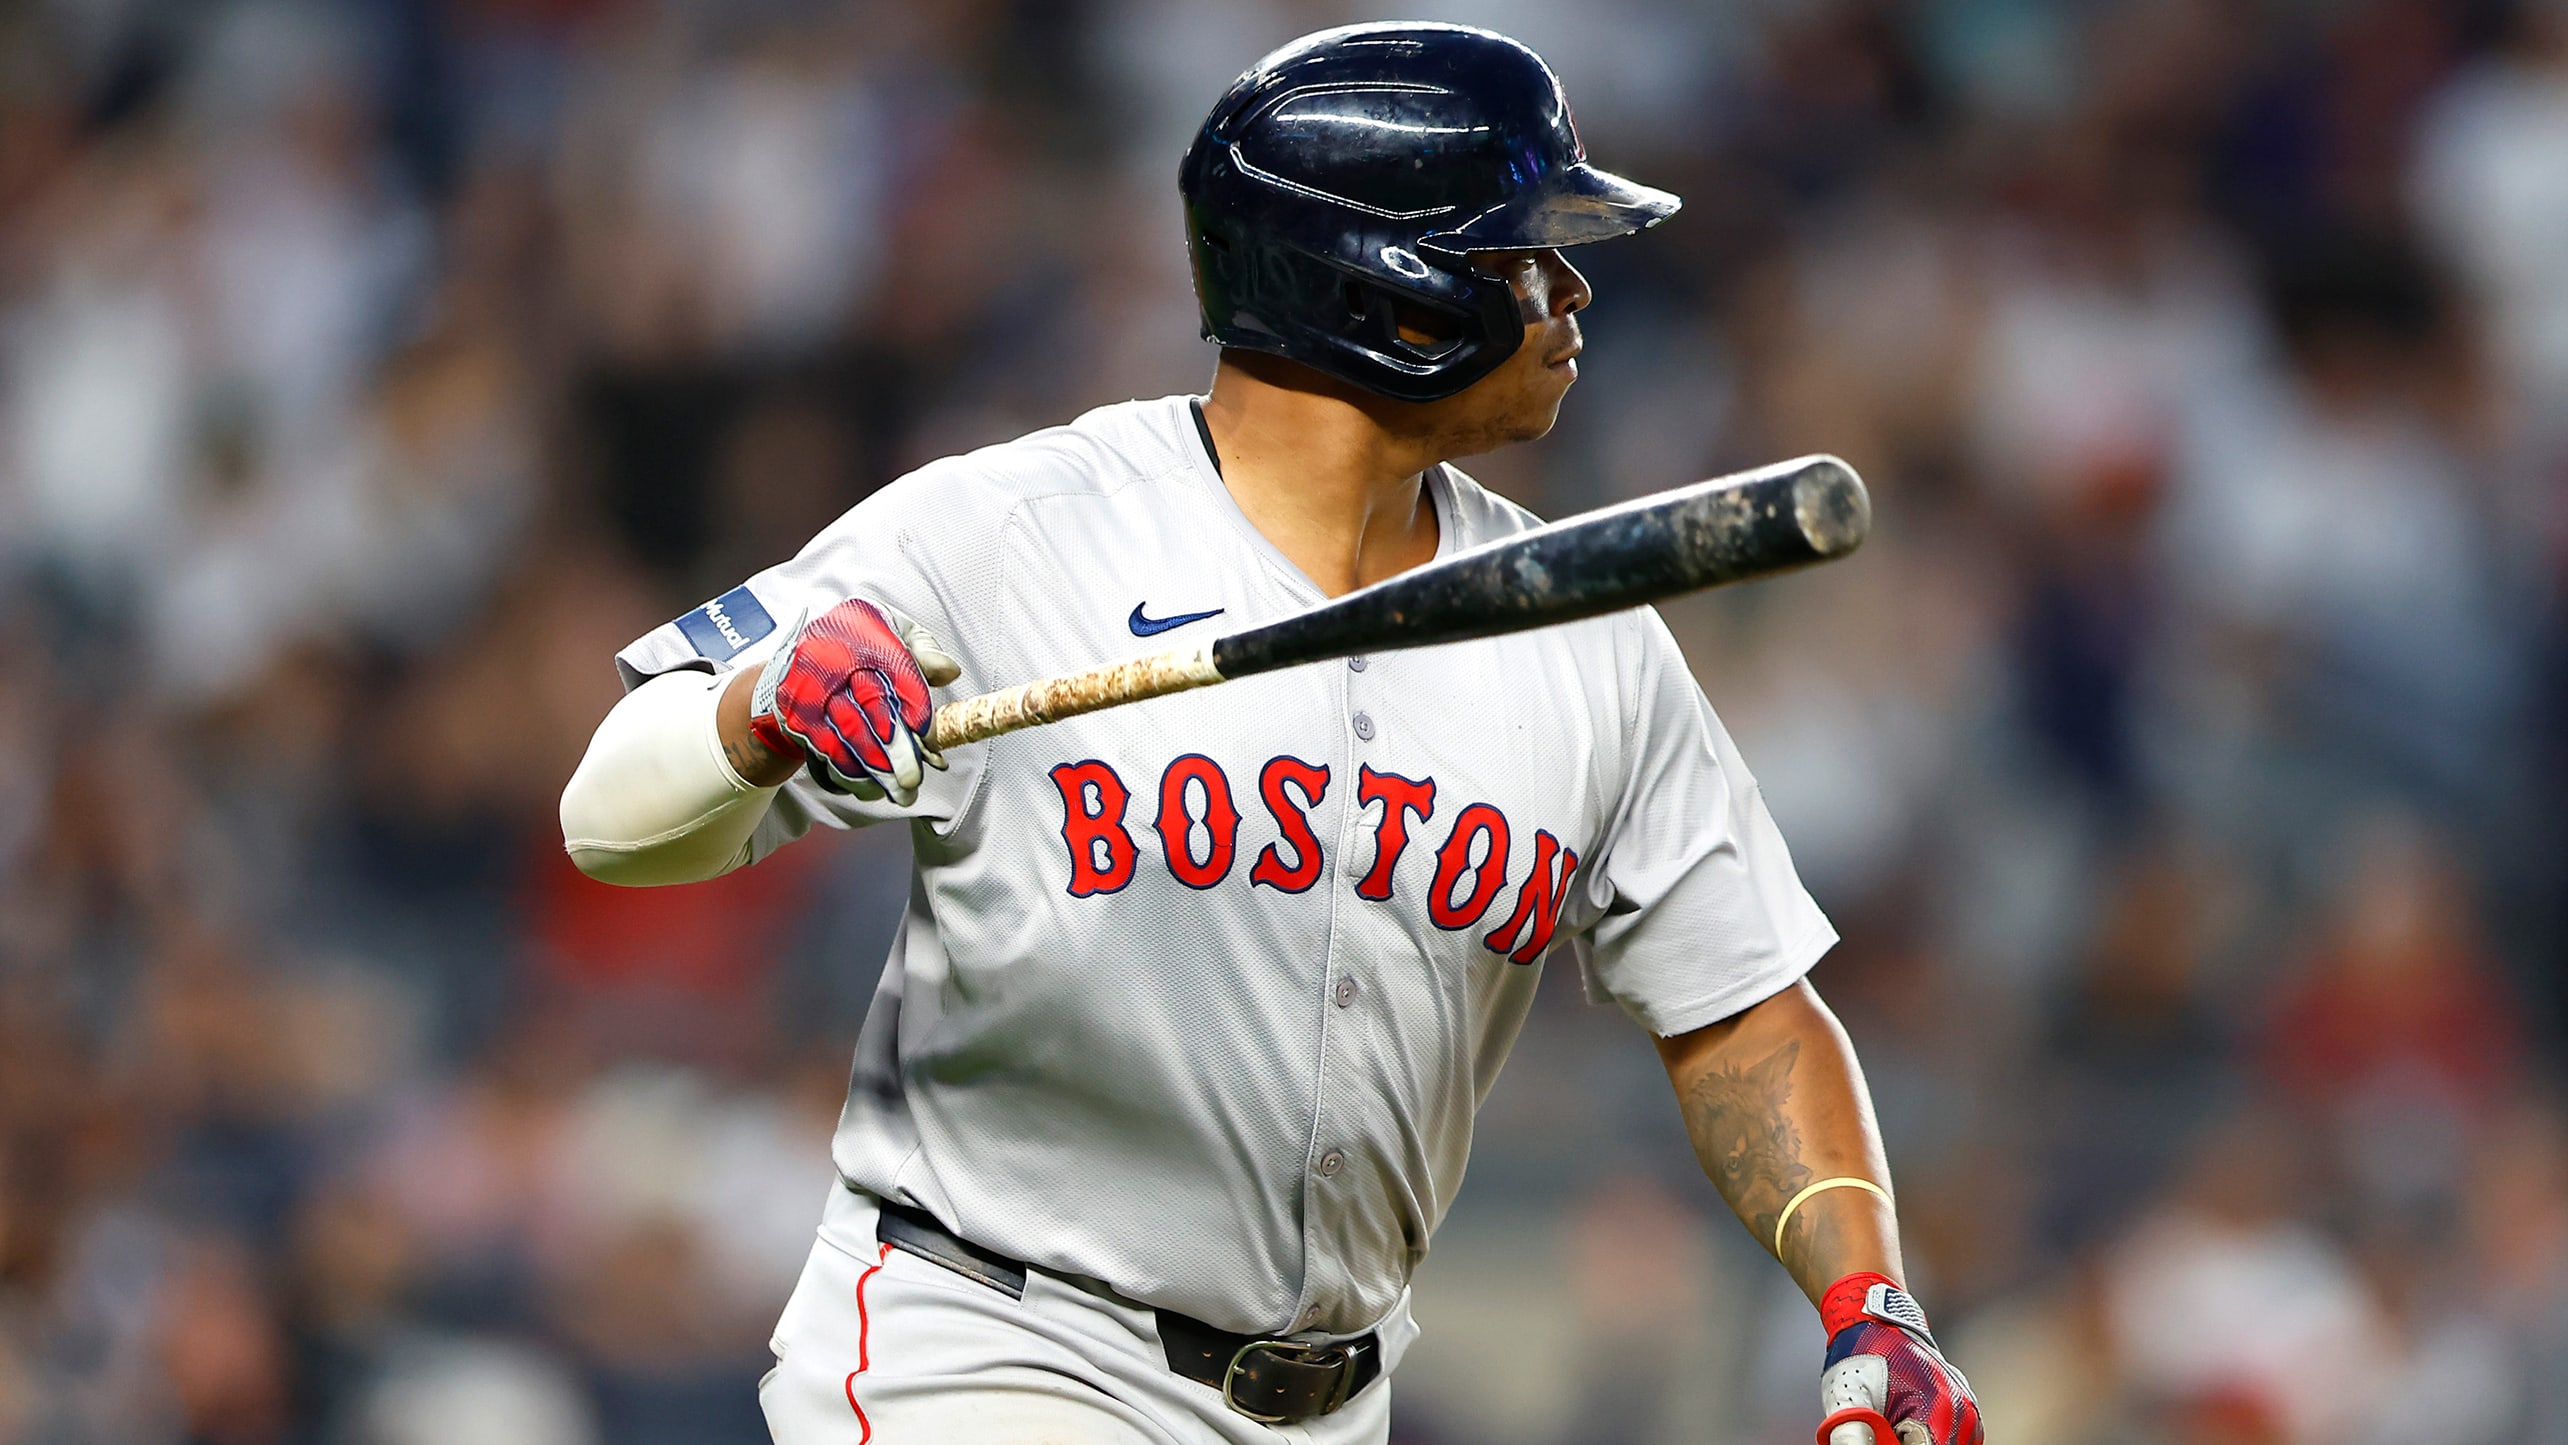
[1788,455,1871,560]
[1213,455,1867,680]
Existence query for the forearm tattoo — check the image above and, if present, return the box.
[1679,1040,1814,1260]
[725,731,784,782]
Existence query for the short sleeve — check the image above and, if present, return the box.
[1574,610,1836,1036]
[610,460,1006,854]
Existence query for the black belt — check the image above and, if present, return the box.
[872,1199,1383,1425]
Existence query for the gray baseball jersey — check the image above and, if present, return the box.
[613,395,1835,1336]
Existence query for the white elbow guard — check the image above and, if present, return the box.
[561,668,780,886]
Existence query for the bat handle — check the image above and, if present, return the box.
[924,642,1224,752]
[1819,1406,1901,1445]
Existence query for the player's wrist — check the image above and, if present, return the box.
[744,707,801,760]
[719,665,805,787]
[1820,1271,1921,1340]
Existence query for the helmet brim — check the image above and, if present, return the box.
[1428,162,1681,253]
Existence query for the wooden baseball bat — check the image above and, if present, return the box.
[923,454,1869,752]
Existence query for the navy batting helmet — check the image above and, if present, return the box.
[1179,22,1680,403]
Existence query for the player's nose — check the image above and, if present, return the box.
[1541,251,1592,316]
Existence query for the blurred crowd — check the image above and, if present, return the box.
[0,1,2562,1442]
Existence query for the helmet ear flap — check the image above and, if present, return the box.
[1339,280,1468,362]
[1339,278,1398,352]
[1321,261,1524,398]
[1197,229,1527,399]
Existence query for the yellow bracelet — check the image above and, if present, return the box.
[1772,1176,1891,1258]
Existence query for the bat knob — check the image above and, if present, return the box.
[1818,1405,1900,1445]
[1789,455,1871,559]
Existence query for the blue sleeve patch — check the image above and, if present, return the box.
[675,586,778,661]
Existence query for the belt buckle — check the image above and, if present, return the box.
[1221,1338,1352,1424]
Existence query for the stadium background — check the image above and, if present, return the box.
[1,0,2563,1441]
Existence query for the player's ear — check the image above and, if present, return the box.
[1390,298,1465,350]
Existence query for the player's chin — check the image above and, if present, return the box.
[1442,355,1573,452]
[1488,389,1569,447]
[1514,366,1577,437]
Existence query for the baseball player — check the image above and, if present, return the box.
[560,23,1982,1445]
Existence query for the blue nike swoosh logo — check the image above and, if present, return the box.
[1129,603,1225,637]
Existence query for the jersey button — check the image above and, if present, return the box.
[1333,976,1360,1007]
[1348,656,1369,672]
[1317,1150,1345,1178]
[1352,712,1375,741]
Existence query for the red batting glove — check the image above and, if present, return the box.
[747,598,961,805]
[1816,1273,1983,1445]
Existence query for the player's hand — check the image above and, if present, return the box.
[747,598,962,806]
[1815,1273,1982,1445]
